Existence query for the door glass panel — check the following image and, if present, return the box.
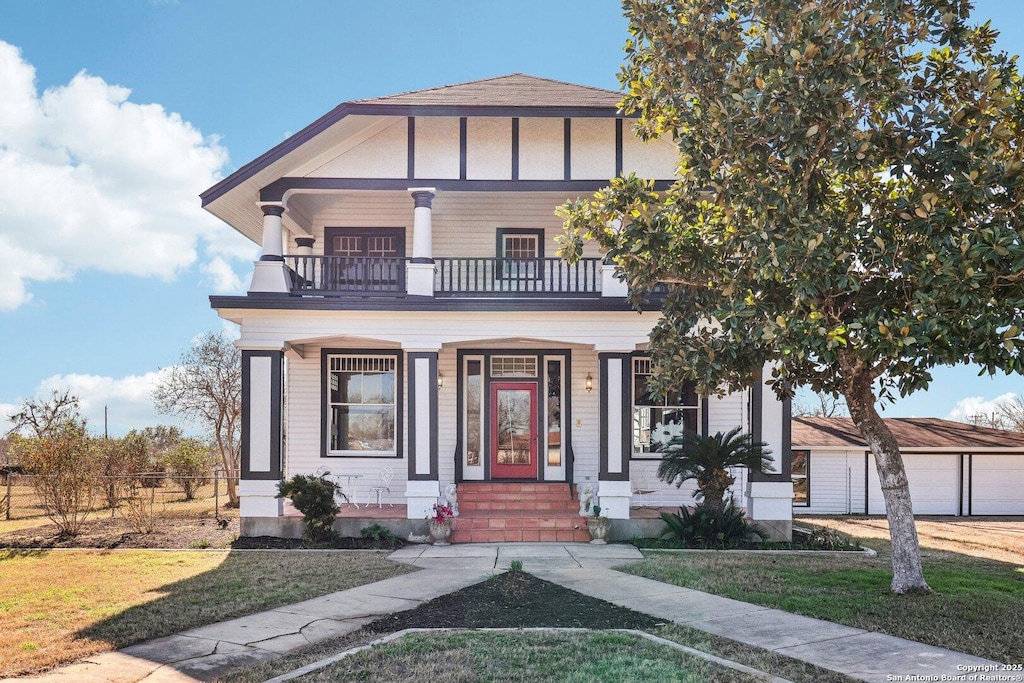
[496,389,532,465]
[466,360,482,466]
[546,360,562,466]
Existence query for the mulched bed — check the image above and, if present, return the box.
[364,570,661,632]
[0,516,239,549]
[232,535,407,550]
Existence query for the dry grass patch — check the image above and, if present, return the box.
[0,549,412,677]
[798,516,1024,565]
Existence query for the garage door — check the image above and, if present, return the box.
[971,455,1024,515]
[867,453,959,515]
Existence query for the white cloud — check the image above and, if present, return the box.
[946,392,1019,423]
[26,369,193,436]
[202,256,245,294]
[0,41,256,310]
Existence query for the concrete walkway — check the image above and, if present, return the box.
[9,543,1002,683]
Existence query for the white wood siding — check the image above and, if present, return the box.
[307,117,408,179]
[622,126,678,179]
[285,344,409,507]
[414,117,461,179]
[970,455,1024,514]
[466,117,512,180]
[867,453,959,515]
[518,118,564,180]
[799,450,862,515]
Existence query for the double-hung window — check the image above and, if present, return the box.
[496,228,544,281]
[326,355,397,456]
[632,357,699,457]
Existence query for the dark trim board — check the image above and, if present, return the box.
[210,294,663,313]
[459,118,468,180]
[511,118,520,180]
[406,117,415,179]
[319,348,404,460]
[407,352,439,480]
[615,119,624,176]
[259,177,674,202]
[598,353,632,481]
[200,101,640,207]
[240,350,284,481]
[563,118,572,181]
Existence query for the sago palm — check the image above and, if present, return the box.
[656,427,773,512]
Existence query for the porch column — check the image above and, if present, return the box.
[249,203,291,293]
[240,348,285,525]
[407,188,436,297]
[405,348,440,518]
[597,352,632,519]
[745,361,793,540]
[294,237,315,256]
[600,262,629,297]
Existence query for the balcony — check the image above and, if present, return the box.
[285,255,603,297]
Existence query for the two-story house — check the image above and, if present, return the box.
[202,74,794,542]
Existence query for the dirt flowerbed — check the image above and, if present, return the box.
[0,516,239,549]
[232,535,407,550]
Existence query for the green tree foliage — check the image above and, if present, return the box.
[559,0,1024,593]
[656,428,772,512]
[164,438,214,501]
[99,430,151,508]
[277,474,344,542]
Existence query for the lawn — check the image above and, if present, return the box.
[0,549,413,677]
[622,530,1024,664]
[294,630,763,683]
[225,571,856,683]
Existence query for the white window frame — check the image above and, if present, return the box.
[791,449,810,507]
[631,357,700,459]
[326,354,398,457]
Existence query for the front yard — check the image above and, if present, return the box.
[0,549,413,677]
[622,518,1024,664]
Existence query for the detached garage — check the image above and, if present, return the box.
[791,417,1024,516]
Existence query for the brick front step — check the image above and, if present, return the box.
[451,482,589,543]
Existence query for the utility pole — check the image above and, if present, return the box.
[104,405,109,440]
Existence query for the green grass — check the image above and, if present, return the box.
[0,549,413,677]
[294,631,762,683]
[621,543,1024,663]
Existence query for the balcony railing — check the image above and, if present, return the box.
[283,255,603,297]
[434,257,602,296]
[286,255,408,294]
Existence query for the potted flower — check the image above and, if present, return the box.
[428,502,455,545]
[586,504,611,545]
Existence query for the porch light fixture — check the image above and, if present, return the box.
[585,373,593,393]
[437,373,444,389]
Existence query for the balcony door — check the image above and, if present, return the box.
[490,381,538,479]
[324,227,405,291]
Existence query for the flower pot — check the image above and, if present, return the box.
[429,519,452,545]
[587,516,611,544]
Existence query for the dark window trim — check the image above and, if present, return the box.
[791,449,810,507]
[495,228,546,281]
[320,348,403,460]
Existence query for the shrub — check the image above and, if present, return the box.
[659,498,766,548]
[164,438,213,500]
[99,431,151,508]
[277,474,344,542]
[360,523,398,547]
[798,526,862,551]
[120,481,157,534]
[21,422,100,536]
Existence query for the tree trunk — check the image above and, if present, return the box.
[841,361,931,594]
[215,428,239,507]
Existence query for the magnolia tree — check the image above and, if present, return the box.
[560,0,1024,593]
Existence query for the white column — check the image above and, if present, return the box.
[249,203,291,293]
[407,188,436,297]
[601,263,629,297]
[294,237,315,256]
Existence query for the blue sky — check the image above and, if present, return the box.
[0,0,1021,434]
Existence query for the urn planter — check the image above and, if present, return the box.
[429,519,453,545]
[587,516,611,544]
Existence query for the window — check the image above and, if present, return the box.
[324,228,406,290]
[496,228,544,280]
[465,359,483,467]
[792,450,809,506]
[546,359,563,467]
[491,356,538,378]
[326,355,396,455]
[632,357,699,457]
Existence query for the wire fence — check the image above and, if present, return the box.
[0,469,240,525]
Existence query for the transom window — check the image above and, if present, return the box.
[491,356,538,378]
[327,355,396,454]
[632,357,699,456]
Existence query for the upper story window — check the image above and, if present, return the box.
[325,228,405,259]
[324,228,406,290]
[496,228,544,280]
[632,357,699,457]
[326,354,397,456]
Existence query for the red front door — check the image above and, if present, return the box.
[490,381,538,479]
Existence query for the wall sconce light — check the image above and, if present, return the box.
[585,373,593,393]
[437,373,444,390]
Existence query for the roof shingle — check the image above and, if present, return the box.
[792,416,1024,449]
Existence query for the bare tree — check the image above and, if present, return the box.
[153,333,241,506]
[995,395,1024,433]
[7,389,84,438]
[793,392,848,418]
